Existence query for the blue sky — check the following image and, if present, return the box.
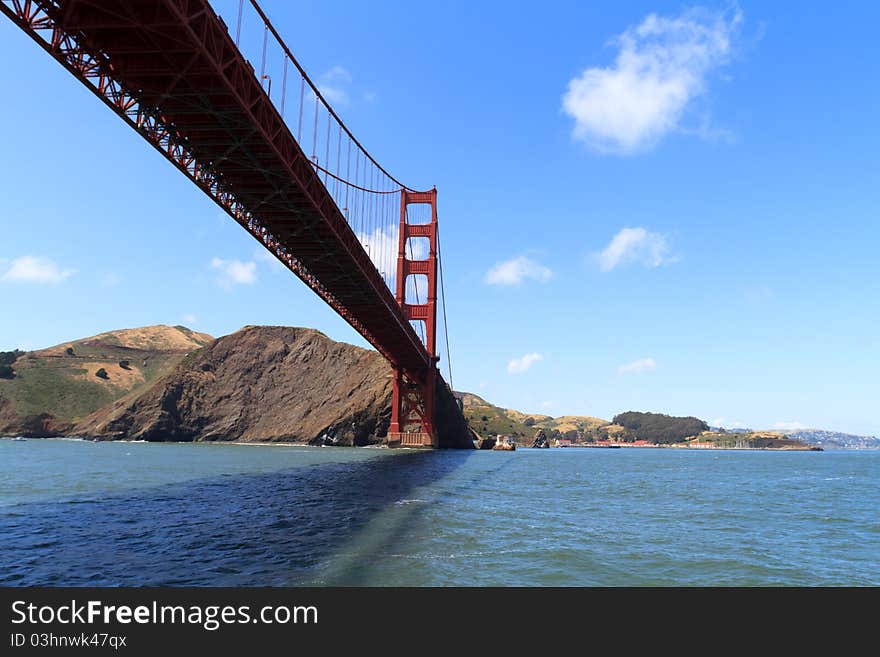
[1,1,878,435]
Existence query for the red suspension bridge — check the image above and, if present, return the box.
[1,0,456,448]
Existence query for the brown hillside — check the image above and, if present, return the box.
[74,325,472,448]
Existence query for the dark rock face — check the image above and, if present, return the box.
[18,413,68,438]
[531,428,550,448]
[476,436,497,450]
[74,326,472,448]
[434,377,472,449]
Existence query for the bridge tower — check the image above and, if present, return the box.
[387,188,440,448]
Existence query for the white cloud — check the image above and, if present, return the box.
[773,421,808,432]
[618,357,657,375]
[0,256,76,284]
[485,256,552,286]
[507,353,544,374]
[182,313,198,325]
[318,66,353,106]
[318,85,349,106]
[360,226,400,277]
[710,418,749,429]
[210,257,257,289]
[358,227,428,301]
[596,227,675,272]
[324,65,352,83]
[562,6,742,153]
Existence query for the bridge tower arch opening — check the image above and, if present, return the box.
[388,188,439,448]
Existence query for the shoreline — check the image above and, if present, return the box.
[553,443,822,452]
[1,436,831,451]
[0,436,384,449]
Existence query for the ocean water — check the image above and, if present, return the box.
[0,439,877,586]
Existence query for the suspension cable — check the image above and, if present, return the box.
[247,0,415,192]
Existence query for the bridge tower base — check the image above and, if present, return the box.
[387,189,439,449]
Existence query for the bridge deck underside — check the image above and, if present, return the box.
[41,0,429,376]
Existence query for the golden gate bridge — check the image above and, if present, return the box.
[1,0,457,447]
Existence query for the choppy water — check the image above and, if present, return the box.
[0,439,877,585]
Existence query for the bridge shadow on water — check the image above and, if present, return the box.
[0,449,476,586]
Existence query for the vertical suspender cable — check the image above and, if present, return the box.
[297,77,304,141]
[280,57,288,117]
[324,112,331,185]
[353,151,360,235]
[335,124,342,200]
[311,96,318,162]
[260,25,268,79]
[235,0,243,46]
[344,139,351,219]
[437,224,453,389]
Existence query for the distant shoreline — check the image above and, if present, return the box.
[0,436,389,449]
[545,443,823,451]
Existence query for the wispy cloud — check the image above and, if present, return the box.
[507,352,544,374]
[596,227,676,272]
[618,357,657,375]
[210,257,257,290]
[710,418,750,429]
[562,6,743,153]
[485,256,552,286]
[357,227,428,300]
[359,226,401,277]
[0,256,76,284]
[318,66,353,106]
[182,313,198,325]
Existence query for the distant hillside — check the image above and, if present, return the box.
[613,411,709,444]
[0,325,213,436]
[691,430,816,450]
[710,426,880,450]
[456,392,610,444]
[457,395,824,449]
[543,415,608,433]
[454,392,540,440]
[784,429,880,450]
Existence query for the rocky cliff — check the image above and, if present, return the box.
[71,325,472,448]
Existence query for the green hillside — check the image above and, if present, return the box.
[0,325,212,436]
[457,391,612,444]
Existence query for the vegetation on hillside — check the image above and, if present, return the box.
[0,325,213,434]
[457,393,806,447]
[457,392,611,445]
[695,431,814,449]
[0,350,24,380]
[613,411,709,444]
